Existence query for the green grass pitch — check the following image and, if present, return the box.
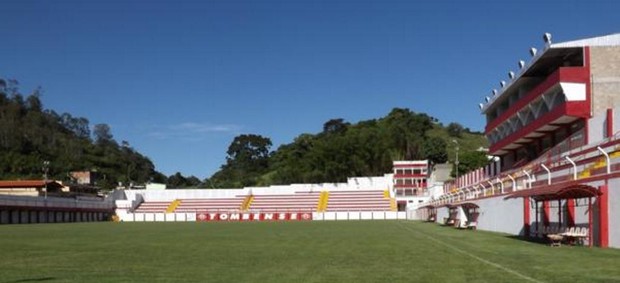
[1,221,620,283]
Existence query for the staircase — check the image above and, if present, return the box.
[240,195,254,211]
[317,191,329,212]
[166,199,182,213]
[384,190,397,211]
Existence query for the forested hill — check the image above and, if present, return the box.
[208,108,489,188]
[0,79,166,189]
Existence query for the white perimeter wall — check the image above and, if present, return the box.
[476,197,525,235]
[432,197,524,235]
[117,211,407,222]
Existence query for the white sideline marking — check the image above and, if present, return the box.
[396,222,544,283]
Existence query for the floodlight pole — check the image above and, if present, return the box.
[452,139,460,189]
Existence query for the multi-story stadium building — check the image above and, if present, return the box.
[423,33,620,248]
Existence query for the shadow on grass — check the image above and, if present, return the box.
[505,235,551,246]
[4,277,56,283]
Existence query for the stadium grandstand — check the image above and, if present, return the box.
[418,32,620,248]
[114,164,442,222]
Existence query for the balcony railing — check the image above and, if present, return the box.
[431,130,620,206]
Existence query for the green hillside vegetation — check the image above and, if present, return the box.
[1,77,488,190]
[0,79,166,189]
[208,108,489,188]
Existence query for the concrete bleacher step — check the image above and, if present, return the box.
[173,196,247,212]
[134,201,172,213]
[248,192,322,212]
[324,190,392,212]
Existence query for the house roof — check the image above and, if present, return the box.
[0,180,64,190]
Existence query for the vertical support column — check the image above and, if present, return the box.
[535,201,539,237]
[598,185,609,248]
[606,109,614,138]
[543,201,550,226]
[523,197,531,237]
[558,200,562,228]
[588,197,594,248]
[567,199,575,227]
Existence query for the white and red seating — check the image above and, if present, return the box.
[133,201,171,213]
[325,190,391,212]
[248,191,320,213]
[174,196,246,213]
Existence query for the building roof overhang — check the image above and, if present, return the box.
[481,33,620,114]
[504,181,602,201]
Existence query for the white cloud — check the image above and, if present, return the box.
[147,122,242,141]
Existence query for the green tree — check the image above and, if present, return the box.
[452,151,489,177]
[322,118,349,135]
[423,137,448,165]
[167,172,188,188]
[226,134,272,171]
[93,123,114,145]
[447,122,464,138]
[209,134,273,188]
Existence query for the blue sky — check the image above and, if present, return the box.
[1,0,618,179]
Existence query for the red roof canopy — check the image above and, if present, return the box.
[505,181,602,201]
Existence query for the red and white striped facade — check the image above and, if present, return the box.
[393,160,429,196]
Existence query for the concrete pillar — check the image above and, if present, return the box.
[38,211,46,223]
[567,199,575,226]
[30,211,37,224]
[599,185,609,248]
[1,210,8,224]
[523,197,530,237]
[543,201,550,226]
[20,210,29,224]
